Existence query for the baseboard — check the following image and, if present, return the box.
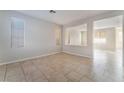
[0,51,61,66]
[62,51,92,59]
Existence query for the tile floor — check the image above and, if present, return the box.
[0,52,123,82]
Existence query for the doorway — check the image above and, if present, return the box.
[93,15,123,66]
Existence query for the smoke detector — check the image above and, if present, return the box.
[49,10,56,14]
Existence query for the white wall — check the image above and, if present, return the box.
[0,11,62,65]
[69,30,81,45]
[62,11,124,58]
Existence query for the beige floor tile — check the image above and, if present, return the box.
[37,65,55,80]
[5,75,26,82]
[0,65,6,81]
[5,63,26,82]
[6,63,23,76]
[47,72,68,82]
[32,78,48,82]
[65,71,83,82]
[25,71,47,82]
[53,74,68,82]
[80,76,94,82]
[6,68,23,77]
[0,51,123,82]
[22,61,47,81]
[6,62,20,68]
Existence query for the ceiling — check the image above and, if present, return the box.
[17,10,114,25]
[94,15,122,29]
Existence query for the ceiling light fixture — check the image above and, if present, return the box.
[49,10,56,14]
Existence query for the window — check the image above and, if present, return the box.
[11,17,25,48]
[81,31,87,46]
[94,31,106,44]
[65,24,87,46]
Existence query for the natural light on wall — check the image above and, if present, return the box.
[65,24,87,46]
[54,25,61,46]
[94,31,106,44]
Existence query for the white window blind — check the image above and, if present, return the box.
[11,17,25,48]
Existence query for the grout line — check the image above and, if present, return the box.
[20,62,27,82]
[3,65,7,82]
[64,64,80,76]
[32,62,49,82]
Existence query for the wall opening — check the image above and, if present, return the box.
[93,15,123,66]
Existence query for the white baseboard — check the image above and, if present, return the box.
[62,51,92,58]
[0,51,61,66]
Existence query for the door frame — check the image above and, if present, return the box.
[91,11,124,66]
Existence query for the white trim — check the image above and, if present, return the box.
[0,52,61,66]
[62,51,92,59]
